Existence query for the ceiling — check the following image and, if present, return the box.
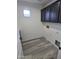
[17,0,57,6]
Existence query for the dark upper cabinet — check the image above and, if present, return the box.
[50,1,60,22]
[41,7,50,22]
[45,7,51,22]
[41,9,45,21]
[41,0,61,23]
[58,2,61,23]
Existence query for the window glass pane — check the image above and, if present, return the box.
[23,10,30,17]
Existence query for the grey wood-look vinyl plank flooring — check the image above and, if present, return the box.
[22,37,58,59]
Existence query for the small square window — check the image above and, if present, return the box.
[23,9,31,17]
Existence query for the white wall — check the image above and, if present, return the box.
[17,0,61,42]
[41,0,57,9]
[17,1,45,41]
[42,22,61,30]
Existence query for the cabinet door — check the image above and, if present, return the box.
[50,2,59,22]
[45,7,51,22]
[41,9,45,22]
[58,2,61,23]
